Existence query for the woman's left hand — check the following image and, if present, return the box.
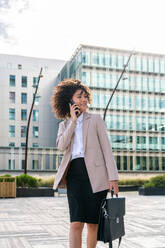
[109,180,119,195]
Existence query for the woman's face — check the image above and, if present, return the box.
[72,89,89,113]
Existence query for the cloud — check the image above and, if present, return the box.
[0,0,10,9]
[0,0,30,43]
[0,22,9,39]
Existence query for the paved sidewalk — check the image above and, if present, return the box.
[0,192,165,248]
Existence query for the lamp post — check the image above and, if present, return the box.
[24,68,43,174]
[103,51,135,121]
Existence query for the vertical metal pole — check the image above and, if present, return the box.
[24,68,43,174]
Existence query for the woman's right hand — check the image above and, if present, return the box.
[69,103,81,122]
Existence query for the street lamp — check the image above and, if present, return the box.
[24,68,43,174]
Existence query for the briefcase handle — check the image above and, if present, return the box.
[111,190,118,198]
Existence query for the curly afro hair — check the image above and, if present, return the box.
[51,78,92,120]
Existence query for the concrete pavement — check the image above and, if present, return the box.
[0,192,165,248]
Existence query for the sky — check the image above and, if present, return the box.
[0,0,165,61]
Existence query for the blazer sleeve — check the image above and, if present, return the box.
[56,120,76,151]
[96,115,119,181]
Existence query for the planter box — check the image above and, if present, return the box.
[0,177,16,198]
[119,185,139,192]
[16,187,54,197]
[139,187,165,195]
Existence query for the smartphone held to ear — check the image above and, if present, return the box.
[69,100,80,116]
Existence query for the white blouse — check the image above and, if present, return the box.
[71,112,84,161]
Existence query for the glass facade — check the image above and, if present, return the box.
[58,45,165,172]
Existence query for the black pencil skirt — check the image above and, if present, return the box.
[66,157,108,224]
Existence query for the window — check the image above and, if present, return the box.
[149,137,158,144]
[34,94,39,105]
[32,160,39,170]
[18,64,22,69]
[9,142,15,147]
[33,110,39,122]
[9,108,15,120]
[33,77,38,87]
[22,160,25,170]
[33,143,39,148]
[9,92,15,104]
[33,126,39,138]
[8,160,15,170]
[21,109,27,120]
[21,143,26,147]
[9,75,15,86]
[82,51,90,65]
[21,126,27,137]
[22,76,27,87]
[9,125,15,137]
[21,93,27,104]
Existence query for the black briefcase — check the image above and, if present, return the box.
[97,192,125,248]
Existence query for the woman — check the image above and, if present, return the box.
[51,78,119,248]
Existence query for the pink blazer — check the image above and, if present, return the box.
[53,111,118,193]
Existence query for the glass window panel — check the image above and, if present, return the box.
[160,60,165,73]
[32,160,39,170]
[9,108,15,120]
[21,126,27,137]
[9,75,15,86]
[142,58,148,72]
[82,51,90,65]
[9,142,15,147]
[21,93,27,104]
[33,126,39,138]
[9,92,15,104]
[21,143,26,147]
[8,160,15,170]
[135,57,141,71]
[154,59,160,73]
[135,76,142,91]
[160,79,165,93]
[111,54,117,68]
[148,78,155,92]
[33,143,39,148]
[21,109,27,120]
[142,77,148,91]
[92,52,99,65]
[82,71,90,86]
[22,76,27,87]
[148,58,154,72]
[9,125,15,137]
[33,110,39,122]
[33,77,38,86]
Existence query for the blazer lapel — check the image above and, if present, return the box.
[83,111,91,153]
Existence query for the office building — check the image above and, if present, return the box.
[0,54,65,171]
[57,44,165,172]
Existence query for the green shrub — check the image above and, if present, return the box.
[144,175,165,188]
[118,178,149,186]
[0,174,15,182]
[38,177,55,187]
[16,174,39,188]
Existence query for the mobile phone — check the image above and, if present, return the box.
[69,99,80,116]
